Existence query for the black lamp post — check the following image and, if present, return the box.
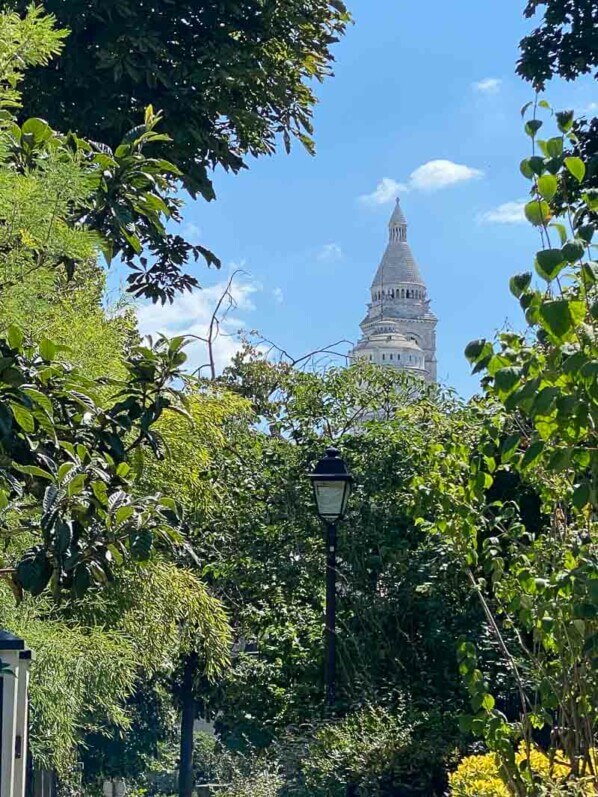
[308,447,353,707]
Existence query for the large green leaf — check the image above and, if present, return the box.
[525,200,551,226]
[538,300,585,340]
[509,272,532,297]
[16,549,52,596]
[494,367,522,397]
[9,403,35,433]
[564,157,585,183]
[21,117,53,144]
[537,174,557,200]
[535,249,565,281]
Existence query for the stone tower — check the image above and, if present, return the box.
[351,198,437,382]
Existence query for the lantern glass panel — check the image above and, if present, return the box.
[313,480,349,522]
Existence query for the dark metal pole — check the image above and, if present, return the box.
[325,522,337,707]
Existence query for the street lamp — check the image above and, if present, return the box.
[308,447,353,707]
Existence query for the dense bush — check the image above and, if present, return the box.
[449,746,597,796]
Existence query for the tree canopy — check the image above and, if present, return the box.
[10,0,350,200]
[517,0,598,88]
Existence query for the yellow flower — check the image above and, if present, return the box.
[449,746,596,796]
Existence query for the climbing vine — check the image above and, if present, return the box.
[414,103,597,795]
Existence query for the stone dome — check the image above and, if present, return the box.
[370,198,424,288]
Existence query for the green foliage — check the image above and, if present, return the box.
[517,0,597,89]
[0,330,192,598]
[0,5,67,112]
[158,360,485,794]
[11,0,350,199]
[75,560,232,680]
[218,755,283,797]
[297,702,427,796]
[0,8,221,303]
[0,584,138,774]
[415,106,597,795]
[0,99,211,302]
[0,264,136,382]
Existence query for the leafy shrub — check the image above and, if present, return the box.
[449,746,596,796]
[295,700,455,796]
[217,753,283,797]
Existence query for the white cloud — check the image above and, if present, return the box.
[472,77,502,94]
[317,242,343,262]
[360,160,483,205]
[579,101,598,116]
[478,200,527,225]
[136,272,260,376]
[408,160,483,191]
[272,287,284,304]
[181,221,202,242]
[359,178,407,206]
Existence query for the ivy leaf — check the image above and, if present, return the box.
[538,300,585,340]
[556,110,574,133]
[537,174,558,201]
[500,434,520,461]
[465,339,488,364]
[73,563,92,598]
[577,224,594,244]
[545,137,563,158]
[572,482,590,510]
[581,261,598,286]
[550,222,567,244]
[509,272,532,297]
[525,200,552,226]
[12,463,53,480]
[42,484,62,516]
[521,440,544,468]
[548,448,571,472]
[520,159,534,179]
[114,505,135,526]
[130,529,153,561]
[524,119,543,137]
[561,240,585,263]
[564,157,585,183]
[520,101,534,118]
[22,388,53,419]
[535,249,565,281]
[494,367,521,397]
[16,549,52,596]
[55,520,73,554]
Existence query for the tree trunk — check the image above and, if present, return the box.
[178,651,198,797]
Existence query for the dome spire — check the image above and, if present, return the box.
[371,197,424,288]
[389,197,407,243]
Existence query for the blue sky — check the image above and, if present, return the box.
[135,0,596,397]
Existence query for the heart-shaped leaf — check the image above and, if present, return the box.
[535,249,565,281]
[525,200,552,226]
